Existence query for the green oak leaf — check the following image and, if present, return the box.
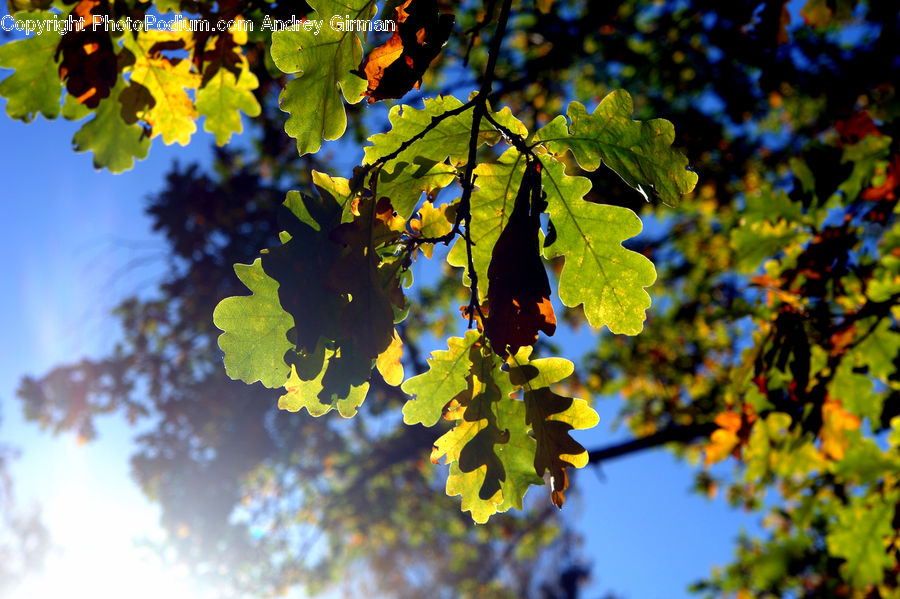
[451,398,544,521]
[212,258,294,389]
[0,11,62,122]
[743,412,790,483]
[401,330,481,427]
[850,319,900,380]
[269,0,374,156]
[535,89,697,206]
[826,491,899,588]
[61,92,91,121]
[196,55,261,145]
[731,219,809,273]
[539,155,657,335]
[488,104,529,138]
[363,95,502,169]
[447,147,527,295]
[72,81,151,173]
[829,361,879,424]
[491,389,545,513]
[830,436,899,485]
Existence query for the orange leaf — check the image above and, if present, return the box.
[704,411,742,466]
[861,154,900,202]
[56,0,118,108]
[821,399,861,461]
[357,0,454,103]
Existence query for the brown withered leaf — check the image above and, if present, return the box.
[56,0,117,108]
[356,0,454,103]
[525,387,587,509]
[484,160,556,358]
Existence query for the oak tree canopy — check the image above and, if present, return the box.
[4,0,900,596]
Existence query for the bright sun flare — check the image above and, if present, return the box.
[10,439,203,599]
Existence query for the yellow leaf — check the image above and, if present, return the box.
[229,16,248,45]
[123,30,199,146]
[821,399,861,460]
[375,329,404,386]
[704,410,741,466]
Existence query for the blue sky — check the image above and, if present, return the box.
[0,40,761,599]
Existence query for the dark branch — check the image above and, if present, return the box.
[586,422,717,465]
[354,99,477,187]
[482,110,536,158]
[456,0,514,326]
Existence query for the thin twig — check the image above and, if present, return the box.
[462,0,499,66]
[355,99,478,187]
[456,0,514,327]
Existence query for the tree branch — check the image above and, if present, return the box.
[586,422,717,465]
[355,98,478,185]
[457,0,514,326]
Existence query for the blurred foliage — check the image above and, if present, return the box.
[0,436,50,594]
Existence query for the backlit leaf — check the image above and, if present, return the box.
[401,331,481,427]
[279,345,370,418]
[270,0,374,156]
[826,491,899,588]
[432,340,543,522]
[447,147,527,294]
[358,0,454,103]
[535,89,697,206]
[0,11,62,121]
[122,29,199,146]
[375,160,456,221]
[363,94,501,169]
[539,155,657,335]
[508,348,599,509]
[484,159,556,358]
[196,54,261,145]
[56,0,117,109]
[71,80,151,172]
[375,328,405,386]
[213,258,294,389]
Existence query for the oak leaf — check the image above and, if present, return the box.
[0,10,63,121]
[821,399,861,461]
[269,0,373,155]
[484,159,556,358]
[56,0,117,109]
[509,350,599,509]
[357,0,454,103]
[122,29,199,145]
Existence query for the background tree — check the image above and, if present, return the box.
[0,426,49,595]
[2,0,900,597]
